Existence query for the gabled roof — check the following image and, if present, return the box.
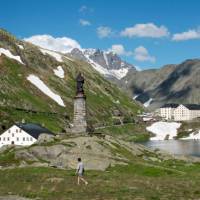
[160,103,179,108]
[183,104,200,110]
[15,123,54,139]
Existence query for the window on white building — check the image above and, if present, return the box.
[16,129,18,133]
[3,137,5,141]
[30,137,33,141]
[16,137,19,141]
[12,133,14,137]
[23,137,25,141]
[7,137,10,141]
[26,137,29,141]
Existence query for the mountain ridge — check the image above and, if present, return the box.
[120,59,200,109]
[0,29,141,132]
[68,47,136,80]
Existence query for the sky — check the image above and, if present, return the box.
[1,0,200,69]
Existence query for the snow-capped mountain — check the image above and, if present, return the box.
[68,48,136,80]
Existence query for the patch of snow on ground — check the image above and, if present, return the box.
[27,74,65,107]
[181,130,200,140]
[109,68,129,79]
[146,121,181,140]
[53,66,65,78]
[40,48,63,62]
[133,94,139,100]
[144,98,153,107]
[0,48,24,64]
[143,117,153,122]
[17,44,24,50]
[103,52,109,66]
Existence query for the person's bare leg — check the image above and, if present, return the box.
[80,177,88,185]
[77,176,80,185]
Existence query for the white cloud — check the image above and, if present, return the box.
[121,23,169,38]
[172,29,200,41]
[97,26,113,38]
[79,5,88,12]
[79,19,91,26]
[109,44,155,63]
[109,44,131,56]
[24,35,81,53]
[79,5,93,13]
[134,46,156,63]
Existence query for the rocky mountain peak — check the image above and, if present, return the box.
[68,47,136,80]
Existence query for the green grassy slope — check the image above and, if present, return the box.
[0,29,142,133]
[0,158,200,199]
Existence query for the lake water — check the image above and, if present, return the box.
[141,140,200,157]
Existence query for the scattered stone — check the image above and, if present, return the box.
[46,177,64,183]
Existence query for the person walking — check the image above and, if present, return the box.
[76,157,88,185]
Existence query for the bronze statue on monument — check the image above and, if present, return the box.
[76,73,85,96]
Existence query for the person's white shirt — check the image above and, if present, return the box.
[77,162,84,174]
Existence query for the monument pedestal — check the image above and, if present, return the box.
[72,93,87,134]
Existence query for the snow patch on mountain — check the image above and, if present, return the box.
[133,94,139,100]
[53,66,65,78]
[0,48,24,64]
[27,74,65,107]
[17,44,24,50]
[83,51,129,79]
[181,130,200,140]
[84,53,110,75]
[40,48,63,62]
[144,98,153,107]
[84,48,96,56]
[147,121,181,140]
[103,52,109,66]
[109,68,129,79]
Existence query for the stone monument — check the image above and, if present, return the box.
[72,73,87,134]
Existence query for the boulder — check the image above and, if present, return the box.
[37,133,55,144]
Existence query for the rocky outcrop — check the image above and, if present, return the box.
[13,135,146,171]
[69,48,135,71]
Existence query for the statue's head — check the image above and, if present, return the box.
[76,72,84,81]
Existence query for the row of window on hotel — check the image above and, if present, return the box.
[0,137,33,141]
[8,129,22,133]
